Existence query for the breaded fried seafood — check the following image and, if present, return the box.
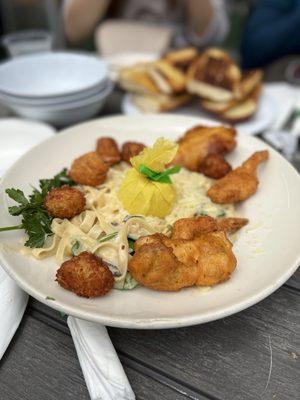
[129,228,237,290]
[171,216,248,240]
[69,151,108,186]
[199,154,232,179]
[172,125,236,171]
[207,150,269,204]
[56,251,114,297]
[121,141,146,163]
[96,137,121,166]
[44,186,85,219]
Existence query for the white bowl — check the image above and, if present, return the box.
[6,81,113,127]
[0,78,111,106]
[0,51,108,98]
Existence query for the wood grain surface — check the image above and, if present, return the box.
[0,275,299,400]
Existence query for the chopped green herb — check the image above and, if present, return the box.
[199,211,209,216]
[0,169,75,248]
[165,224,173,233]
[217,210,226,218]
[128,238,136,254]
[46,296,55,301]
[123,215,144,222]
[98,232,118,243]
[71,240,80,256]
[114,272,139,290]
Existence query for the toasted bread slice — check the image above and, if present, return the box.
[119,64,160,95]
[187,48,242,102]
[147,60,187,94]
[131,93,192,113]
[200,69,263,113]
[218,84,262,123]
[164,47,198,71]
[239,69,263,99]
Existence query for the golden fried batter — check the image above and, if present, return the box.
[207,150,269,204]
[56,251,114,297]
[164,232,236,286]
[199,154,232,179]
[171,216,248,240]
[129,229,236,290]
[44,186,85,219]
[69,151,108,186]
[129,240,198,291]
[96,137,121,166]
[172,125,236,171]
[121,141,146,164]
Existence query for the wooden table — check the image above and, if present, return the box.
[0,91,299,400]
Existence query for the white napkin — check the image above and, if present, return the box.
[68,316,135,400]
[0,269,28,359]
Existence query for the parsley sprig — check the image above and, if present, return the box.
[0,169,74,248]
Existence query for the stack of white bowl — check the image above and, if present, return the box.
[0,52,113,127]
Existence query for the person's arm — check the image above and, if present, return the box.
[184,0,229,47]
[63,0,111,44]
[241,0,300,68]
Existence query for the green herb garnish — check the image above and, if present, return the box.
[217,210,226,218]
[128,238,136,254]
[98,232,118,243]
[114,272,139,290]
[0,169,74,248]
[46,296,55,301]
[138,164,181,184]
[71,240,81,256]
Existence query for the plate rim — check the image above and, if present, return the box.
[0,114,299,329]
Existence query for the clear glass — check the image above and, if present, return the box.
[2,30,53,58]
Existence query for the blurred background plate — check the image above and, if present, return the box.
[0,118,55,176]
[122,88,276,136]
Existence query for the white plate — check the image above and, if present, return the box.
[0,114,299,329]
[122,89,276,136]
[0,118,55,175]
[0,52,108,98]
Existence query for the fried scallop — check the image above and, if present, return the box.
[199,154,232,179]
[207,150,269,204]
[129,229,237,291]
[121,142,146,163]
[69,151,108,186]
[171,215,248,240]
[44,186,85,219]
[56,251,114,298]
[96,137,121,166]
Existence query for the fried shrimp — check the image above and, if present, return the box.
[129,230,236,290]
[172,125,236,171]
[69,151,108,186]
[199,154,232,179]
[171,216,248,240]
[56,251,114,297]
[121,141,146,163]
[207,150,269,204]
[44,186,85,219]
[96,137,121,166]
